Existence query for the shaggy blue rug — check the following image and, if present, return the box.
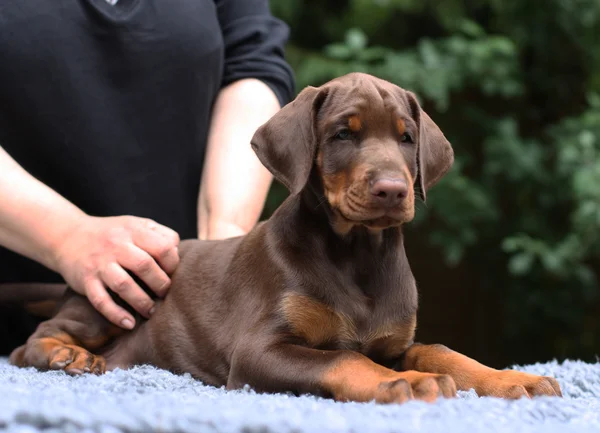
[0,357,599,433]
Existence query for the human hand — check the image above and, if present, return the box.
[52,215,180,329]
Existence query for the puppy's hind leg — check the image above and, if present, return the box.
[9,290,124,375]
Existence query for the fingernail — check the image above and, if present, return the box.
[149,306,156,316]
[121,318,134,329]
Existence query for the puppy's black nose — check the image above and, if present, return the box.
[370,178,408,207]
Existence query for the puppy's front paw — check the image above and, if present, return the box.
[480,370,562,399]
[372,372,457,404]
[47,343,106,375]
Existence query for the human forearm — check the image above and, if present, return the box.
[0,145,86,272]
[0,145,181,327]
[198,79,281,240]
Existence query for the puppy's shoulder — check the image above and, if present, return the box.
[177,237,239,262]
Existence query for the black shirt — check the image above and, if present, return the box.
[0,0,295,283]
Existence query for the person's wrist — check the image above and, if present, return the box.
[43,209,90,274]
[202,219,249,240]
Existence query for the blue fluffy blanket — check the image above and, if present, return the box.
[1,358,599,432]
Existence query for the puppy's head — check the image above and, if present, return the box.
[251,73,454,234]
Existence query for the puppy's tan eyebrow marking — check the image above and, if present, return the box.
[396,118,406,135]
[348,115,362,132]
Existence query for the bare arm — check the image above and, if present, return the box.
[198,79,281,240]
[0,146,179,328]
[0,145,86,270]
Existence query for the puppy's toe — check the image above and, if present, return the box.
[377,379,414,404]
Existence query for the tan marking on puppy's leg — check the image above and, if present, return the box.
[12,331,107,375]
[321,353,455,403]
[402,344,562,399]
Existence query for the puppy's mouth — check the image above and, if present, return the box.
[339,211,408,228]
[360,216,404,229]
[336,195,413,228]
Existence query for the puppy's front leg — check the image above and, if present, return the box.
[400,343,562,398]
[228,343,456,403]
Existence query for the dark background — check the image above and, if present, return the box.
[262,0,600,368]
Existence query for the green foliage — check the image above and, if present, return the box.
[269,0,600,362]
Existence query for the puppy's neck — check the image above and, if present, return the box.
[271,189,411,303]
[290,184,405,256]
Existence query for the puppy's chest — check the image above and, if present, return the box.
[280,292,416,360]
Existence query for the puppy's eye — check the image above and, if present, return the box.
[335,129,352,140]
[400,133,413,143]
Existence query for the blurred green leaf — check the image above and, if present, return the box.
[509,253,535,275]
[324,44,353,60]
[457,19,486,37]
[345,28,368,51]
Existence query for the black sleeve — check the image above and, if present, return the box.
[215,0,296,107]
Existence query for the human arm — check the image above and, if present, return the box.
[198,79,280,239]
[197,0,295,240]
[0,146,179,328]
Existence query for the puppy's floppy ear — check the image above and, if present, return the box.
[251,86,326,195]
[406,92,454,202]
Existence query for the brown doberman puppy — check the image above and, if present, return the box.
[10,73,562,403]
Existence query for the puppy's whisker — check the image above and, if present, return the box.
[414,198,427,209]
[413,196,426,208]
[413,188,428,209]
[315,195,328,210]
[414,203,426,213]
